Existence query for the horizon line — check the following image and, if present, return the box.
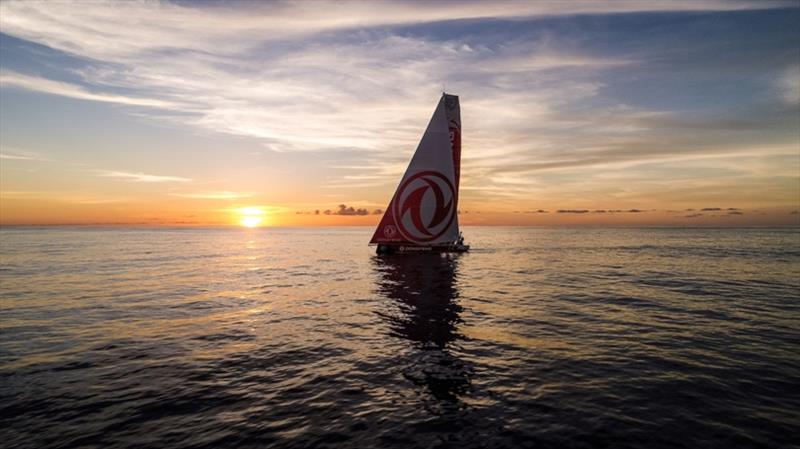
[2,223,798,229]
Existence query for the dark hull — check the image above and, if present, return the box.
[375,244,469,255]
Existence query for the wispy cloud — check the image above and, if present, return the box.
[0,147,49,161]
[777,64,800,104]
[170,191,253,200]
[0,1,789,154]
[97,170,191,183]
[0,189,129,204]
[1,70,176,108]
[1,1,786,60]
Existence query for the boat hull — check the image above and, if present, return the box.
[375,244,469,255]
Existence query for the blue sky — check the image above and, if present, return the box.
[0,1,798,225]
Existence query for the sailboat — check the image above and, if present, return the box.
[371,93,469,254]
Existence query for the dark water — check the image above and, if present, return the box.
[1,227,799,449]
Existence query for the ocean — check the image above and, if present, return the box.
[1,227,798,448]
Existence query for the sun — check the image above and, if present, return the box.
[238,207,265,228]
[240,216,263,228]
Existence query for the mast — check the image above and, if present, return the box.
[370,94,461,246]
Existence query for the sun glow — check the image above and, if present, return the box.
[238,207,265,228]
[241,216,263,227]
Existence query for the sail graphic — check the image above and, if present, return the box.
[370,94,461,246]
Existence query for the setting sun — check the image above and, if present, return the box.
[238,207,265,227]
[240,216,262,228]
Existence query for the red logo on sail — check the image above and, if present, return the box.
[393,170,456,243]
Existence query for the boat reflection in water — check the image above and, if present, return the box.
[372,254,472,404]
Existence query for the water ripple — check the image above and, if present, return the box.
[1,227,798,448]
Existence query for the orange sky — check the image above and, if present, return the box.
[1,195,797,227]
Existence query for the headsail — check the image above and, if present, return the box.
[370,94,461,246]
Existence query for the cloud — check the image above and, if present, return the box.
[0,147,49,161]
[701,207,722,211]
[332,204,370,216]
[0,2,647,153]
[552,208,648,214]
[777,64,800,104]
[97,170,191,183]
[685,213,704,218]
[307,204,375,216]
[728,210,744,215]
[1,2,789,154]
[1,70,176,108]
[170,191,253,199]
[0,189,129,204]
[1,1,785,62]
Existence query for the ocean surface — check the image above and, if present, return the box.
[1,227,798,449]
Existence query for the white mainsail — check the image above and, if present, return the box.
[370,94,462,246]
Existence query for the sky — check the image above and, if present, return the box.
[0,0,798,227]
